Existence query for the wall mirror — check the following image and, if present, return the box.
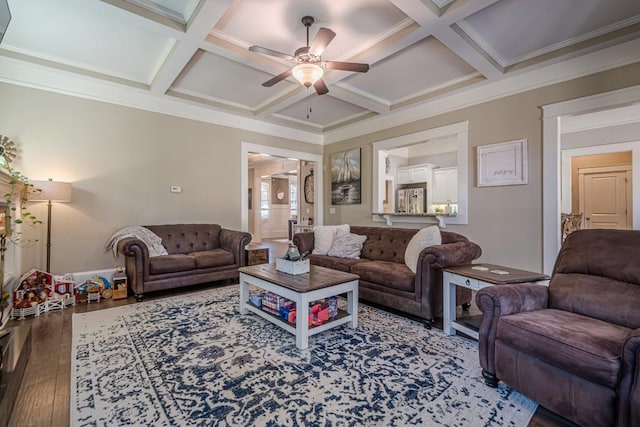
[372,121,469,226]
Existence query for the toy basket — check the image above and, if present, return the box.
[276,258,310,275]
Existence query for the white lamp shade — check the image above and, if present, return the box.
[291,63,324,87]
[29,180,72,202]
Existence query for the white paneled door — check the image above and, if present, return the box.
[579,166,632,230]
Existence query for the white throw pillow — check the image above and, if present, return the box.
[328,233,367,259]
[312,224,350,255]
[404,226,442,273]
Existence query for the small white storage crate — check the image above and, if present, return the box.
[276,258,310,275]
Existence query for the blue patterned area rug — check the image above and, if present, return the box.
[71,285,536,426]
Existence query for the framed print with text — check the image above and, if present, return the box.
[477,139,528,187]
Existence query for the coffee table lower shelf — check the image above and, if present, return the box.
[244,301,352,336]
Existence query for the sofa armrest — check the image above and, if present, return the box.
[292,232,314,256]
[618,328,640,427]
[413,241,482,321]
[220,229,252,267]
[117,237,151,294]
[476,284,549,376]
[418,241,482,270]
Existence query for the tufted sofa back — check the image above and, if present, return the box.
[146,224,222,255]
[350,226,469,263]
[550,229,640,328]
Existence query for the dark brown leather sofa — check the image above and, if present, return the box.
[118,224,251,301]
[476,229,640,427]
[293,226,482,326]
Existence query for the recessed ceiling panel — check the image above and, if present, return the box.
[215,0,408,60]
[275,95,367,127]
[460,0,640,66]
[343,37,476,102]
[3,0,173,83]
[172,51,297,108]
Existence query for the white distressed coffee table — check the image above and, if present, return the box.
[239,264,359,350]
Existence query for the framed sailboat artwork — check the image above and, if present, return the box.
[330,148,361,205]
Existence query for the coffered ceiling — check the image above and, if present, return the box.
[1,0,639,144]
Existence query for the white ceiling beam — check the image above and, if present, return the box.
[254,87,309,117]
[389,0,503,79]
[432,26,502,78]
[431,0,504,79]
[201,32,292,78]
[325,85,390,114]
[150,0,233,95]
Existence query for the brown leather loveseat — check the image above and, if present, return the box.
[476,229,640,427]
[293,226,482,326]
[118,224,251,301]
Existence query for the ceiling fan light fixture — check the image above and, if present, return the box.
[292,63,324,87]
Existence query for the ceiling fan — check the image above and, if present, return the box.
[249,16,369,95]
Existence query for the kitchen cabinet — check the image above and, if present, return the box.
[397,164,431,184]
[432,167,458,204]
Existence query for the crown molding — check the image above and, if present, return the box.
[1,36,640,147]
[0,52,323,145]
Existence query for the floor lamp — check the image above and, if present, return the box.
[29,179,72,272]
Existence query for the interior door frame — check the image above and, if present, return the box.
[241,142,323,238]
[542,85,640,274]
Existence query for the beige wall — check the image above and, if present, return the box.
[0,83,321,274]
[324,62,640,272]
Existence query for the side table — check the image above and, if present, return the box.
[443,263,549,339]
[245,244,269,266]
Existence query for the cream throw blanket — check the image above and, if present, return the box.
[105,226,168,258]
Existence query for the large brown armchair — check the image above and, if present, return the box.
[476,229,640,427]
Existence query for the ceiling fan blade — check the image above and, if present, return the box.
[324,61,369,73]
[249,45,295,62]
[309,28,336,56]
[313,79,329,95]
[262,69,292,87]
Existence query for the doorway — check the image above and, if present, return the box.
[562,150,633,233]
[241,142,323,242]
[542,85,640,273]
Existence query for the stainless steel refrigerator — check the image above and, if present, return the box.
[396,185,426,213]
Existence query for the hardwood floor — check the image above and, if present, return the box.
[5,239,574,426]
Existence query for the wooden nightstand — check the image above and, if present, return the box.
[245,244,269,266]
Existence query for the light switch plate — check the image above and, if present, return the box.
[329,208,336,214]
[170,186,182,193]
